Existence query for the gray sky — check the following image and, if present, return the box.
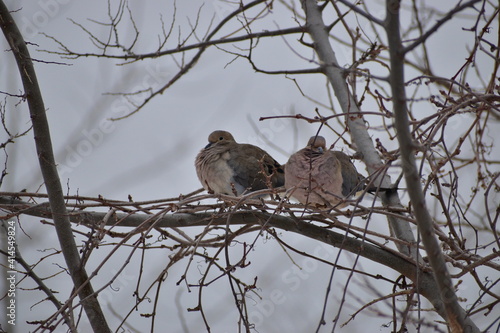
[1,1,498,332]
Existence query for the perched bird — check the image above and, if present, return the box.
[285,136,363,207]
[195,130,285,196]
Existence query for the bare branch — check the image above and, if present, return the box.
[0,2,111,332]
[403,0,482,54]
[385,0,478,331]
[301,0,420,263]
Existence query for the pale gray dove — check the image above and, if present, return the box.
[195,130,285,196]
[285,136,362,207]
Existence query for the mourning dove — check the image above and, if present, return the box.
[284,136,363,207]
[195,130,285,196]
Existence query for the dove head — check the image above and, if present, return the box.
[206,130,236,148]
[307,136,326,153]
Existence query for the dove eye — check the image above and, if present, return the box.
[219,137,224,141]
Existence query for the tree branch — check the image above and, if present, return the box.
[301,0,481,330]
[1,190,493,331]
[0,195,448,312]
[403,0,482,54]
[331,0,385,27]
[43,26,305,61]
[385,0,478,332]
[300,0,419,262]
[0,3,110,332]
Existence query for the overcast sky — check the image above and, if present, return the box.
[1,1,498,332]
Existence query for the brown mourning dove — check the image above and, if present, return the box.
[284,136,363,207]
[195,130,285,196]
